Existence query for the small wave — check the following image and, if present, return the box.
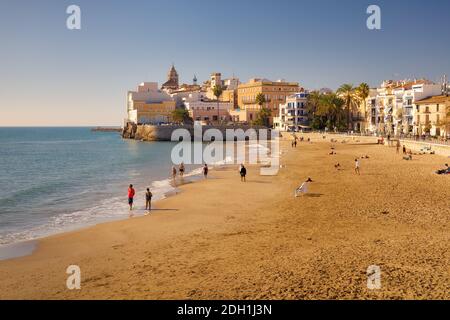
[0,166,203,246]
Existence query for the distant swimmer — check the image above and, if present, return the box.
[172,166,177,179]
[179,162,185,177]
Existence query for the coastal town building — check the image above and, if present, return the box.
[273,92,310,131]
[414,95,450,137]
[365,79,441,135]
[184,100,233,124]
[127,82,176,124]
[161,64,179,92]
[236,78,300,124]
[205,72,240,108]
[365,88,379,133]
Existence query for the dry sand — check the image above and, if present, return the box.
[0,134,449,300]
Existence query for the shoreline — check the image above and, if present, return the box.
[0,138,272,261]
[1,134,449,299]
[0,166,206,261]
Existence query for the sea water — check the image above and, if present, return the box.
[0,127,202,251]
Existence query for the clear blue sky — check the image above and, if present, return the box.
[1,0,449,126]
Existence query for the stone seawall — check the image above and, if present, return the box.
[122,123,274,141]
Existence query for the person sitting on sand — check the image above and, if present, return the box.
[128,184,135,211]
[295,178,312,197]
[145,188,153,212]
[334,163,341,170]
[403,152,413,161]
[436,164,450,175]
[239,164,247,182]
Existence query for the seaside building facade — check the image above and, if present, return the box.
[184,100,233,124]
[236,78,300,124]
[273,92,310,131]
[365,79,441,135]
[414,95,450,137]
[205,72,240,108]
[127,82,176,124]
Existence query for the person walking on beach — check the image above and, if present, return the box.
[179,162,185,177]
[402,145,407,155]
[396,140,400,154]
[203,163,209,179]
[239,164,247,182]
[354,159,360,175]
[145,188,153,212]
[128,184,135,211]
[172,166,177,180]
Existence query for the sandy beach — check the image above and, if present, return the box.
[0,134,449,300]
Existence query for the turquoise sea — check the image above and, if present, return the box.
[0,127,201,249]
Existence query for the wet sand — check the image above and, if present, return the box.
[0,134,449,299]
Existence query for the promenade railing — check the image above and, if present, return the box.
[321,131,450,146]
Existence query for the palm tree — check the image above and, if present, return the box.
[356,83,370,132]
[306,92,345,131]
[337,84,357,131]
[255,93,266,109]
[212,85,223,124]
[255,93,270,127]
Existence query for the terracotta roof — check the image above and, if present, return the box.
[162,79,178,88]
[393,79,433,90]
[415,95,450,105]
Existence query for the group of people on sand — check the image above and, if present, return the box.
[172,163,209,180]
[291,135,311,148]
[171,162,185,179]
[127,184,153,213]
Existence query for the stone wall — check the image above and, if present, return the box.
[122,123,274,142]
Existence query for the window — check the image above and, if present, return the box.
[437,104,439,112]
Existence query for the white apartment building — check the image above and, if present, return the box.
[366,80,441,135]
[273,92,310,132]
[127,82,176,124]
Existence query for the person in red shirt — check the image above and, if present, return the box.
[128,184,135,211]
